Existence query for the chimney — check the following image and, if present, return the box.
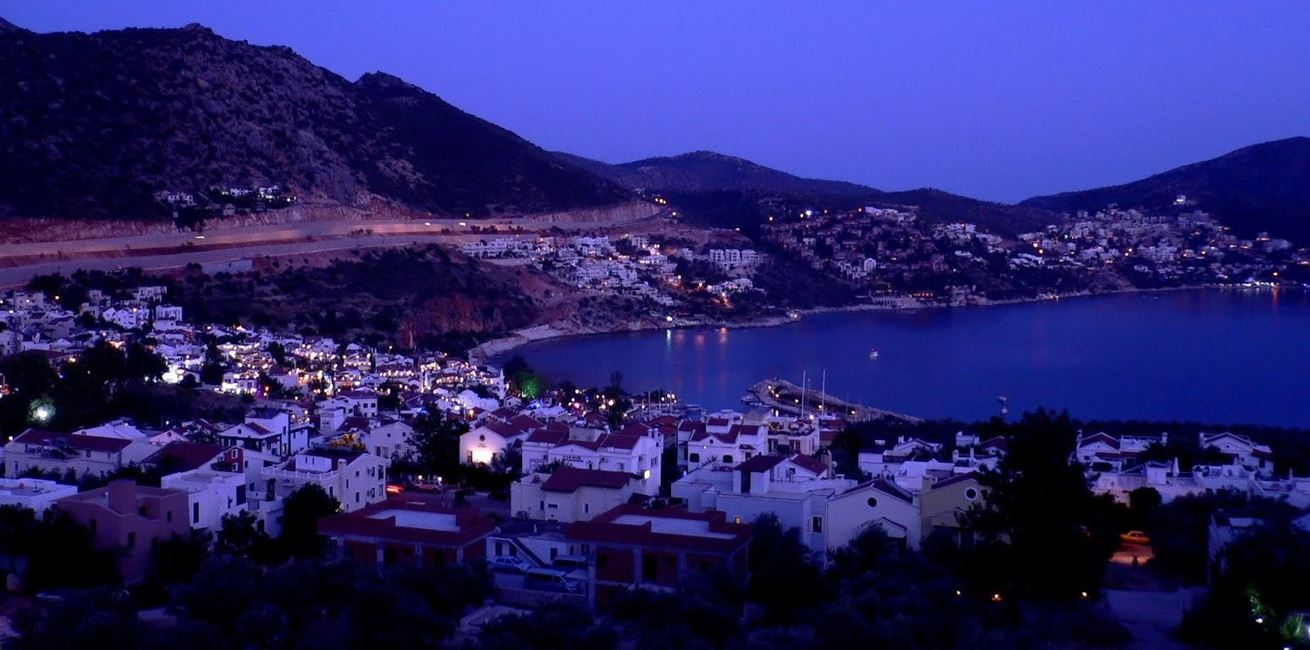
[107,480,136,515]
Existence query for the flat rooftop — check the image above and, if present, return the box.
[370,508,459,532]
[611,513,735,539]
[0,478,76,498]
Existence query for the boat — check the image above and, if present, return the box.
[868,348,880,360]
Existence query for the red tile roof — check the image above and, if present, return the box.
[525,428,569,445]
[12,428,131,453]
[929,472,979,490]
[540,466,632,493]
[142,442,225,472]
[787,455,829,476]
[598,433,642,450]
[509,414,544,432]
[736,455,786,472]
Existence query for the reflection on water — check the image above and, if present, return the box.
[511,290,1310,427]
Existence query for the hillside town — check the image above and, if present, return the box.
[1,278,1307,647]
[763,202,1309,304]
[461,232,766,312]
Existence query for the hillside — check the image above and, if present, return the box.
[1023,137,1310,241]
[558,151,1057,234]
[0,21,631,220]
[557,150,876,198]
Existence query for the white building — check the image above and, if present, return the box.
[510,466,638,523]
[0,477,78,514]
[257,449,389,512]
[4,428,156,478]
[519,424,663,496]
[674,454,849,552]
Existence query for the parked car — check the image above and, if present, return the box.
[524,568,582,593]
[1120,530,1151,545]
[488,555,533,574]
[551,554,587,571]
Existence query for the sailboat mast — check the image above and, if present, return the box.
[800,370,806,419]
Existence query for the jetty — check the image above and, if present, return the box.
[744,378,921,423]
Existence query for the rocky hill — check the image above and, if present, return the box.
[1023,137,1310,241]
[0,21,631,220]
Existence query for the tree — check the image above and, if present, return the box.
[959,409,1120,600]
[478,601,619,650]
[147,530,212,591]
[124,341,168,383]
[267,341,288,367]
[746,514,826,623]
[216,511,283,566]
[278,484,340,559]
[1180,523,1310,649]
[9,589,146,650]
[21,511,121,593]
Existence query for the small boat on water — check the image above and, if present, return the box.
[868,348,880,360]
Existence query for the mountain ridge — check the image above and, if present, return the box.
[1021,137,1310,241]
[0,20,632,220]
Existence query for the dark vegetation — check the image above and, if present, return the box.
[0,344,243,438]
[25,245,541,353]
[0,21,630,221]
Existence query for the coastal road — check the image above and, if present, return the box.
[0,208,667,287]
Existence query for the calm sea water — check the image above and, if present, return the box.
[508,289,1310,427]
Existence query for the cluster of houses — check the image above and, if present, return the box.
[761,202,1305,303]
[458,233,767,313]
[1019,208,1301,283]
[0,286,175,356]
[1,392,396,583]
[4,281,1307,611]
[154,184,295,216]
[1076,430,1310,508]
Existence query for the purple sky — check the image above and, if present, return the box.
[5,1,1309,202]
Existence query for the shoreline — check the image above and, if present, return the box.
[470,283,1279,364]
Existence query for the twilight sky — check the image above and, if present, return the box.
[5,1,1309,202]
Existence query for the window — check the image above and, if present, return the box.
[495,541,504,556]
[192,502,200,524]
[642,554,657,580]
[126,532,136,548]
[584,503,590,514]
[138,505,148,516]
[866,497,878,508]
[811,516,823,533]
[722,455,733,464]
[236,484,247,506]
[166,511,173,524]
[964,487,979,501]
[689,453,700,463]
[539,501,545,511]
[546,503,558,510]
